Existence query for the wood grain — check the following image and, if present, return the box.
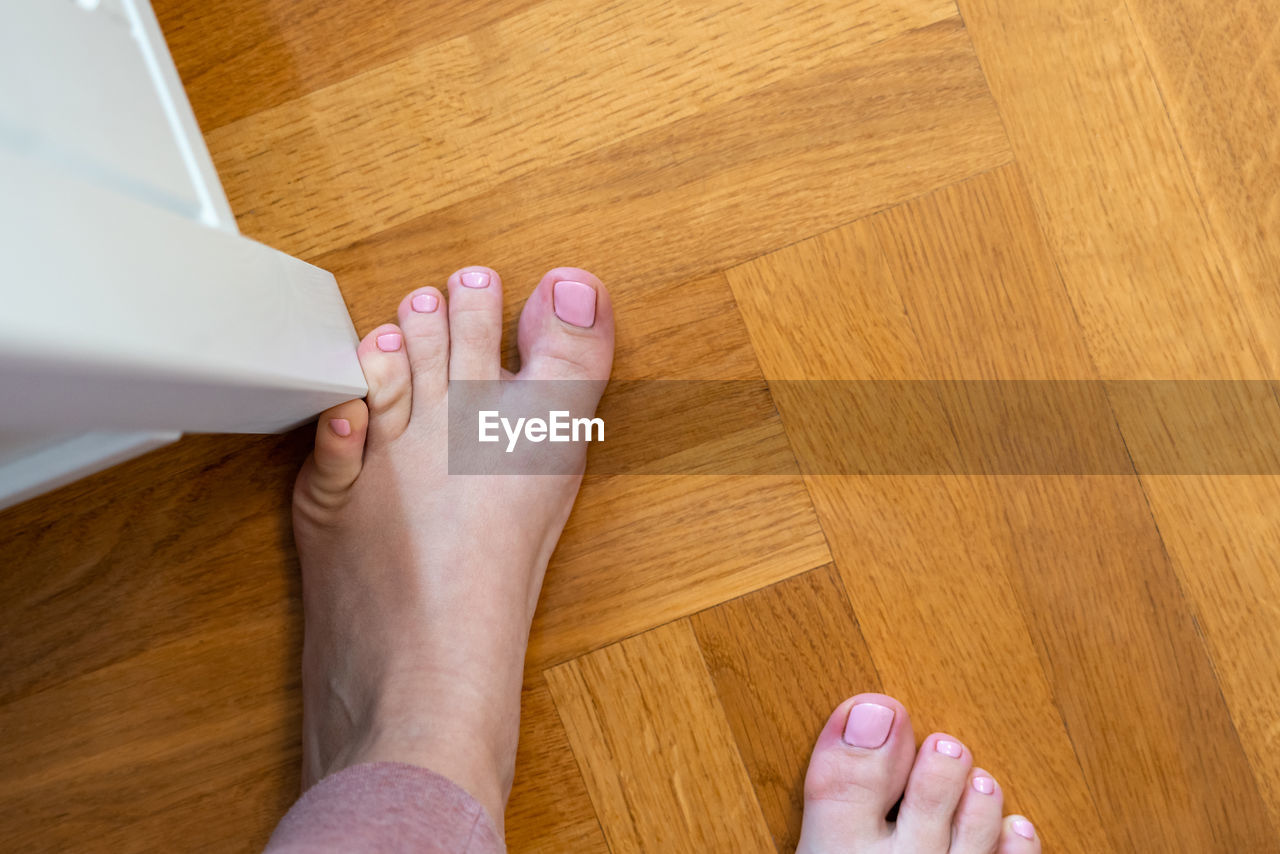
[955,0,1267,379]
[160,0,546,132]
[200,0,959,258]
[528,473,830,673]
[545,621,775,853]
[1124,0,1280,374]
[691,565,880,852]
[3,0,1277,850]
[0,617,298,853]
[1139,475,1280,836]
[505,682,608,853]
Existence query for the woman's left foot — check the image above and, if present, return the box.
[798,694,1041,854]
[291,266,614,833]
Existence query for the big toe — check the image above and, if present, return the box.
[796,693,917,853]
[516,267,615,385]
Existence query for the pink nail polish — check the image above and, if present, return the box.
[411,293,439,313]
[1012,818,1035,839]
[376,332,402,352]
[460,270,490,289]
[972,776,995,795]
[935,739,963,758]
[328,418,351,437]
[553,279,597,328]
[842,702,895,749]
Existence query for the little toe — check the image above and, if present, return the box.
[397,286,449,402]
[999,816,1041,854]
[796,693,917,853]
[894,733,974,852]
[358,322,412,444]
[447,265,504,382]
[949,768,1004,854]
[516,267,615,383]
[295,398,369,513]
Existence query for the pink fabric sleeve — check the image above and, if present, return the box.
[264,762,505,854]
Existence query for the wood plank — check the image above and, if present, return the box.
[0,431,306,706]
[1124,0,1280,373]
[972,474,1278,853]
[956,0,1269,379]
[155,0,547,132]
[545,621,774,853]
[528,473,831,674]
[0,618,298,853]
[201,0,957,257]
[1139,475,1280,835]
[951,6,1280,846]
[506,682,608,854]
[1107,3,1280,834]
[226,16,1011,262]
[691,566,880,852]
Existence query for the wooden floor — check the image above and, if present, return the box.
[3,1,1280,851]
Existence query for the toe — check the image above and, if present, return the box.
[447,265,503,381]
[516,267,615,383]
[999,815,1041,854]
[294,398,368,513]
[949,768,1004,854]
[397,286,449,403]
[796,693,916,852]
[895,732,974,852]
[358,322,412,444]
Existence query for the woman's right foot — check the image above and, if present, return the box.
[798,694,1041,854]
[291,266,614,834]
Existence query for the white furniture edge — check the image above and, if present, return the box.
[0,0,290,511]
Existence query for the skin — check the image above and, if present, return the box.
[291,265,1042,852]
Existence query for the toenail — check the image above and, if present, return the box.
[935,739,963,758]
[1012,818,1036,839]
[460,270,490,289]
[328,418,352,437]
[553,279,597,328]
[411,293,439,313]
[972,775,995,795]
[376,332,402,352]
[842,702,895,749]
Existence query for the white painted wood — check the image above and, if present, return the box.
[0,0,367,509]
[0,0,199,219]
[0,149,368,433]
[123,0,237,230]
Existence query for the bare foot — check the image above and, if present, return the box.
[798,694,1041,854]
[291,266,614,832]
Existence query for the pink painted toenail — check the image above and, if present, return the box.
[411,293,439,313]
[935,739,963,758]
[842,702,894,749]
[553,279,597,328]
[1012,818,1035,839]
[328,418,351,437]
[460,271,490,289]
[376,332,402,352]
[972,775,995,795]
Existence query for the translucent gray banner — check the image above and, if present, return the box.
[447,380,1280,475]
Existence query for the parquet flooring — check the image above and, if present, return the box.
[3,2,1279,851]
